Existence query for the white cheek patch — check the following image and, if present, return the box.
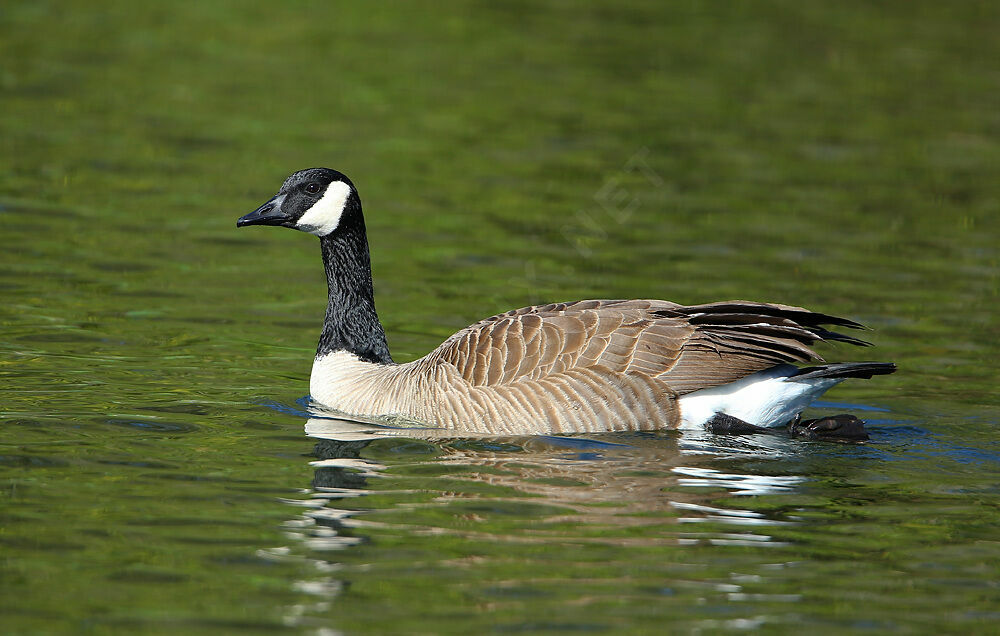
[295,181,352,236]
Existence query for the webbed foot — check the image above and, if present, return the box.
[787,414,870,442]
[705,413,775,435]
[704,412,871,443]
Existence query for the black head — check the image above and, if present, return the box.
[237,168,359,236]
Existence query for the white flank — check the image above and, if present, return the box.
[295,180,352,236]
[677,364,843,429]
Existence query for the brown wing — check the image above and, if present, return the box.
[428,299,870,395]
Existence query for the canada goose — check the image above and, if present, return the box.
[237,168,895,438]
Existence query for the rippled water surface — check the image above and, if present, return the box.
[2,2,999,633]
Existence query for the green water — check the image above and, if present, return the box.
[2,1,999,633]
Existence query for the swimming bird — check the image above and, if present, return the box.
[237,168,895,437]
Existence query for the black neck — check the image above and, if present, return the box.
[316,200,393,364]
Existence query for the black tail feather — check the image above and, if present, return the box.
[661,301,869,331]
[792,362,897,381]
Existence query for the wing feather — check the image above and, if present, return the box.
[429,299,869,395]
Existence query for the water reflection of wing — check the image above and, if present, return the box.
[271,416,810,627]
[304,415,804,505]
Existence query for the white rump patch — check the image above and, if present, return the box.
[677,365,843,429]
[295,180,352,236]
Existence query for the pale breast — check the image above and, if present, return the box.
[309,350,679,434]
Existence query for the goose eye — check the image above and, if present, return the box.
[304,182,321,195]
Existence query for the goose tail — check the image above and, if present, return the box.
[790,362,897,381]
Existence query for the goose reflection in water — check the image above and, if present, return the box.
[264,413,812,627]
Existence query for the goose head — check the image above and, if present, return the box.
[237,167,359,237]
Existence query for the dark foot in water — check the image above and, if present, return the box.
[705,412,870,443]
[705,413,775,435]
[787,414,870,442]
